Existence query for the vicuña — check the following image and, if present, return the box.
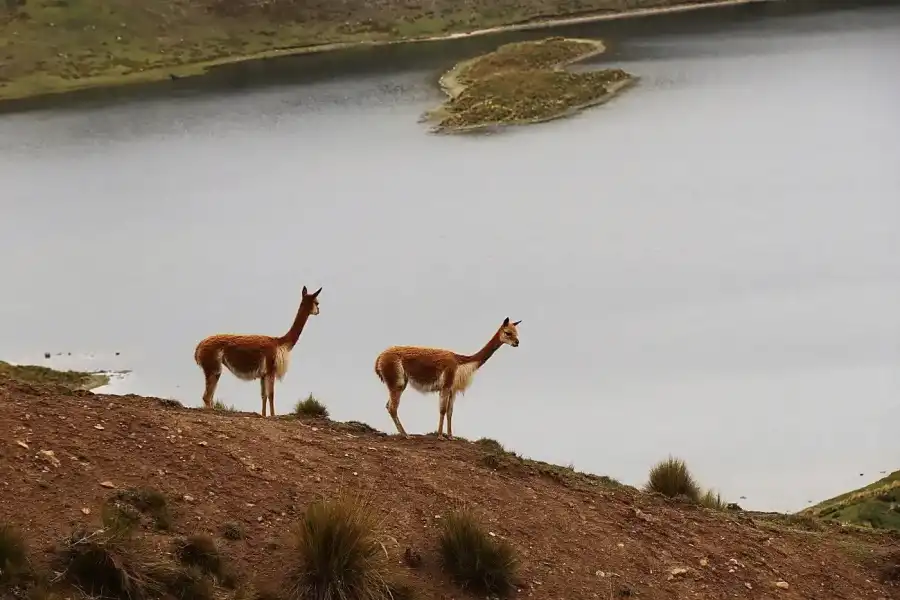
[374,317,521,439]
[194,285,322,417]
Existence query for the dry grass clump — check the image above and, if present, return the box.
[0,522,30,586]
[645,456,702,501]
[437,509,518,597]
[699,489,727,511]
[285,494,397,600]
[110,487,173,531]
[222,522,246,541]
[213,400,237,411]
[173,534,227,582]
[56,525,168,600]
[162,565,216,600]
[294,394,329,419]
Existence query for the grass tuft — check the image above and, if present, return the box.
[475,438,506,453]
[213,400,237,411]
[0,522,29,585]
[294,394,329,419]
[437,509,518,597]
[285,494,394,600]
[56,526,167,599]
[698,489,727,511]
[645,456,701,502]
[111,487,173,531]
[162,566,216,600]
[222,522,246,541]
[173,534,225,580]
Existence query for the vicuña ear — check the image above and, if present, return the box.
[302,286,309,297]
[312,287,323,297]
[513,320,522,326]
[503,317,510,326]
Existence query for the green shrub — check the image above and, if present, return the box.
[437,509,517,597]
[294,394,329,418]
[645,456,701,501]
[475,438,505,453]
[0,522,29,585]
[285,494,394,600]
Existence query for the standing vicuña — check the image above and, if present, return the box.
[374,317,521,439]
[193,285,322,417]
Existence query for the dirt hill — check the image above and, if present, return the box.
[1,375,898,599]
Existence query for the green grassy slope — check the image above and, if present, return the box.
[0,0,713,101]
[802,471,900,531]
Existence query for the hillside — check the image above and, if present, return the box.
[802,470,900,532]
[0,0,732,102]
[1,374,898,599]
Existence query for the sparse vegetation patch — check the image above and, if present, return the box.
[173,535,226,582]
[425,37,634,133]
[285,494,396,600]
[294,394,330,419]
[438,509,518,597]
[109,487,173,531]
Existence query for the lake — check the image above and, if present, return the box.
[1,0,898,513]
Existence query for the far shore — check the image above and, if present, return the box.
[0,0,760,108]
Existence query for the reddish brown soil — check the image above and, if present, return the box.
[1,376,898,599]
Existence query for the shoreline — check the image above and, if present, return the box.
[425,37,636,134]
[0,0,758,108]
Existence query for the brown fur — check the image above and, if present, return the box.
[374,317,521,439]
[193,285,322,416]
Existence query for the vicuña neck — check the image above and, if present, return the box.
[459,331,503,368]
[279,301,313,348]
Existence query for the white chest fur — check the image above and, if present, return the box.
[451,362,479,394]
[274,344,292,380]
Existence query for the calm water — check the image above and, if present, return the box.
[1,2,898,513]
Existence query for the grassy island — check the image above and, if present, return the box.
[0,359,110,390]
[425,36,634,133]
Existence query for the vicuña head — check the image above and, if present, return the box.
[374,315,522,440]
[498,317,521,347]
[302,285,322,316]
[194,283,323,417]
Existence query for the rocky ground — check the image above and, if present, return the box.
[1,375,898,599]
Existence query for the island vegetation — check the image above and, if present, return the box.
[0,359,109,390]
[0,0,747,105]
[424,36,634,133]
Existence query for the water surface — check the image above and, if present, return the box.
[2,1,898,512]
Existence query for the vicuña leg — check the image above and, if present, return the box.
[387,388,408,438]
[259,377,268,417]
[265,373,276,417]
[446,393,456,440]
[201,368,221,409]
[437,390,451,439]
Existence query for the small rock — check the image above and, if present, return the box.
[94,424,105,430]
[198,441,207,447]
[100,481,115,488]
[745,582,753,590]
[699,558,709,567]
[775,581,789,589]
[38,450,61,468]
[16,440,29,450]
[183,495,194,502]
[668,567,689,580]
[81,507,91,515]
[257,516,263,522]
